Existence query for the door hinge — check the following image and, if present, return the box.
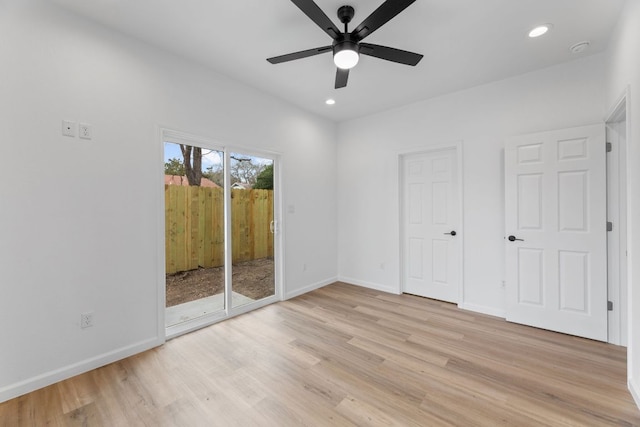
[608,301,613,311]
[606,142,612,153]
[607,221,613,232]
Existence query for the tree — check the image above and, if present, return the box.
[180,145,202,186]
[203,164,224,187]
[253,164,273,189]
[164,158,185,176]
[230,156,263,186]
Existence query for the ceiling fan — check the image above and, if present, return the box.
[267,0,423,89]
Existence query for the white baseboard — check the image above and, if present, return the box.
[630,377,640,411]
[284,277,337,300]
[459,302,506,318]
[0,336,163,404]
[337,276,401,295]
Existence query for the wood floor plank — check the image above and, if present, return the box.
[1,282,639,426]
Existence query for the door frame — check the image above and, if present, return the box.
[605,87,630,346]
[158,128,283,340]
[398,141,465,304]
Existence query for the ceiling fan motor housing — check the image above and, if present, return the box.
[333,33,359,54]
[337,5,355,25]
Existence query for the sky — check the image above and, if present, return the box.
[164,142,272,172]
[164,142,223,170]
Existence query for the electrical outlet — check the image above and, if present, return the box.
[303,263,307,272]
[80,312,94,329]
[79,123,92,140]
[62,120,76,137]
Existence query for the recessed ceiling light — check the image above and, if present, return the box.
[325,99,336,105]
[529,24,552,38]
[569,41,591,54]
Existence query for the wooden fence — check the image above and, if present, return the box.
[165,185,273,274]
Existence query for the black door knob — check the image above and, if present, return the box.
[508,235,524,242]
[444,231,457,236]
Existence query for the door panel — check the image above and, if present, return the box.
[558,250,588,312]
[518,174,542,229]
[164,142,226,328]
[402,148,459,303]
[505,124,607,341]
[408,238,424,279]
[558,171,588,231]
[230,153,275,308]
[518,248,544,306]
[432,239,449,283]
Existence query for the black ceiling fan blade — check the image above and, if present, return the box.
[267,46,332,64]
[359,43,423,66]
[335,68,349,89]
[291,0,341,39]
[351,0,416,41]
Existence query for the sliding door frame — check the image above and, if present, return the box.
[159,128,282,340]
[225,145,282,318]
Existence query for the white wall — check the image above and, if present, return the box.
[337,54,606,316]
[605,0,640,408]
[0,0,337,402]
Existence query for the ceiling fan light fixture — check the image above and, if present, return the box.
[333,41,359,69]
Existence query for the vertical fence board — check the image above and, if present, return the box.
[247,190,256,261]
[212,188,224,267]
[252,190,269,259]
[198,186,207,268]
[176,185,187,273]
[165,185,177,274]
[188,188,199,270]
[201,187,212,268]
[232,189,249,263]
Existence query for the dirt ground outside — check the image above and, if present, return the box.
[166,258,274,307]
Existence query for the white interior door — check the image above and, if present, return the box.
[505,124,607,341]
[402,148,460,303]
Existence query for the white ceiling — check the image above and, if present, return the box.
[50,0,625,122]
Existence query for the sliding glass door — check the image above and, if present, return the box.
[230,153,275,308]
[162,131,279,334]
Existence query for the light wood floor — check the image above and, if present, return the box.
[2,282,639,426]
